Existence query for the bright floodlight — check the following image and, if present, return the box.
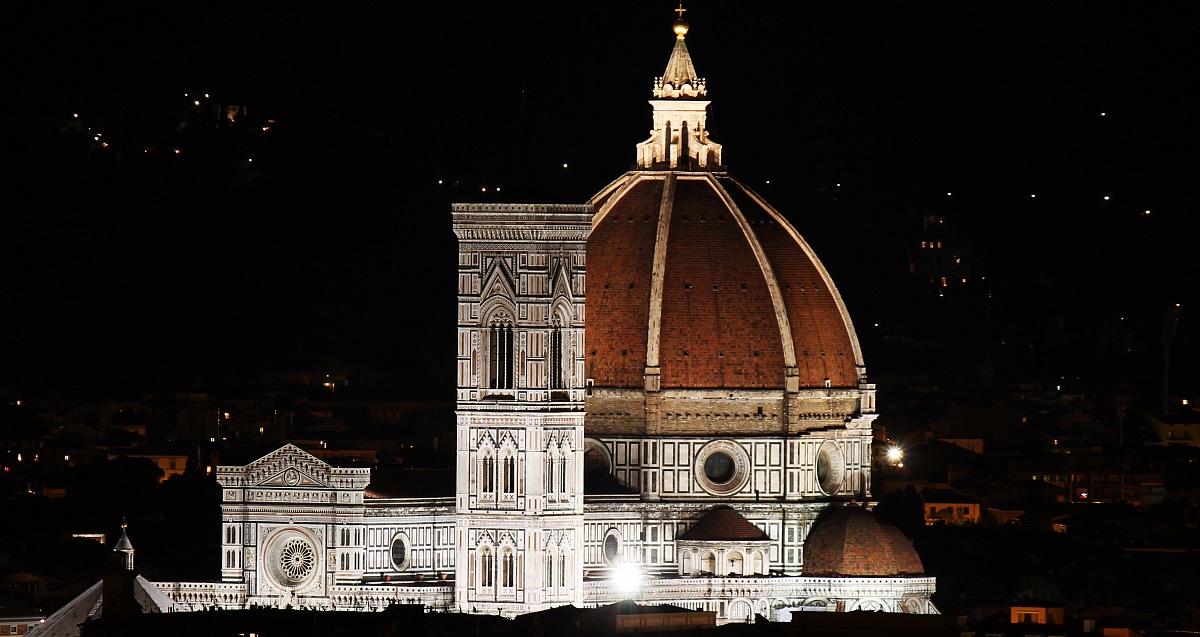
[886,447,903,464]
[612,563,642,596]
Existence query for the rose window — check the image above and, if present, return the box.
[278,538,315,581]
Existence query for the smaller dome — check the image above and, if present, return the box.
[803,506,925,577]
[678,505,770,542]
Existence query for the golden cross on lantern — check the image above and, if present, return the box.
[675,2,686,20]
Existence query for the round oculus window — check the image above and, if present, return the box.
[603,531,621,563]
[390,535,410,571]
[703,452,735,484]
[694,441,750,495]
[815,440,846,495]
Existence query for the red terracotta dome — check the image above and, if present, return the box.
[580,16,871,439]
[802,505,925,577]
[585,171,862,392]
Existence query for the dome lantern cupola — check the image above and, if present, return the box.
[637,4,723,170]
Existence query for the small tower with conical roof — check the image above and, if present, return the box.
[113,519,135,571]
[103,519,141,620]
[636,4,723,170]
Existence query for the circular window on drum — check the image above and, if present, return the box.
[390,533,410,571]
[265,529,319,589]
[814,440,846,495]
[603,529,621,564]
[694,440,749,495]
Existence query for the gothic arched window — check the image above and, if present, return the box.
[503,454,516,494]
[502,549,515,588]
[482,454,496,495]
[480,547,494,588]
[549,320,564,390]
[488,315,514,389]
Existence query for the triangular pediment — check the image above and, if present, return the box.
[482,259,517,304]
[245,444,331,487]
[257,467,327,488]
[550,258,573,299]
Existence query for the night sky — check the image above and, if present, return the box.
[8,3,1198,398]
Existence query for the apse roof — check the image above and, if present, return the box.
[678,505,770,542]
[802,505,926,577]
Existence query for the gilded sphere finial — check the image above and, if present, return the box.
[673,2,688,38]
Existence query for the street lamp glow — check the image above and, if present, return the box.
[885,446,903,464]
[612,563,642,596]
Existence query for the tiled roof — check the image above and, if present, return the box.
[585,173,859,391]
[802,505,925,577]
[678,505,770,542]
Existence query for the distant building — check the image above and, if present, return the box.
[0,617,44,636]
[920,489,981,526]
[1149,412,1200,447]
[908,214,971,297]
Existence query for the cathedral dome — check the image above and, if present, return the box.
[802,506,925,577]
[586,172,862,392]
[582,13,870,439]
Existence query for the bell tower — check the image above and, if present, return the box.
[451,203,592,615]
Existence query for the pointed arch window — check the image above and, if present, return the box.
[480,546,494,588]
[549,320,564,390]
[489,316,515,389]
[482,453,496,495]
[503,453,516,494]
[556,454,567,495]
[502,548,515,588]
[547,441,559,496]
